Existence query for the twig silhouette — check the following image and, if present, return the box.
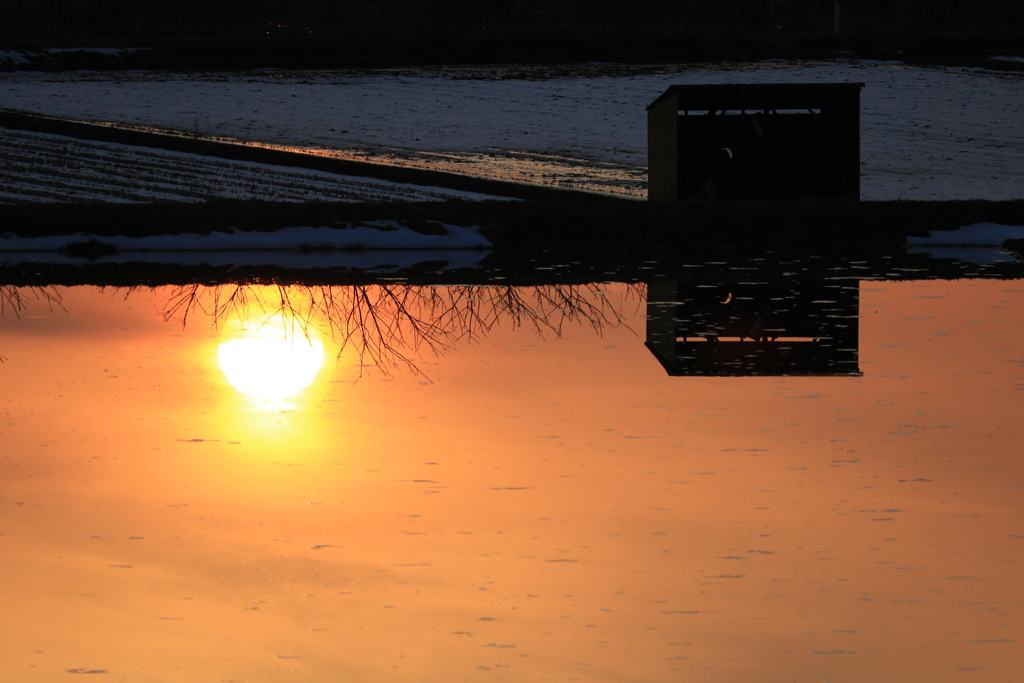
[157,282,643,378]
[0,285,65,362]
[0,285,64,318]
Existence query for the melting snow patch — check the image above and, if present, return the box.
[1,247,488,271]
[903,246,1019,266]
[906,223,1024,246]
[854,59,906,66]
[905,223,1024,265]
[0,50,35,65]
[0,222,492,252]
[43,47,139,57]
[0,223,492,269]
[0,47,139,65]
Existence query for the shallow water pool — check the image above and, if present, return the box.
[1,276,1022,682]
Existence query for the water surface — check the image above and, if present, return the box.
[1,275,1022,682]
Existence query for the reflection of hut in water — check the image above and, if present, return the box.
[645,281,861,376]
[647,83,864,201]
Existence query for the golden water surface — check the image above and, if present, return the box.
[1,280,1022,682]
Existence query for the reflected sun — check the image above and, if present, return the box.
[218,317,324,400]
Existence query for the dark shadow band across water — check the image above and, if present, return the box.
[2,244,1021,378]
[1,241,1022,289]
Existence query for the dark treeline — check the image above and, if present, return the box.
[2,0,1022,36]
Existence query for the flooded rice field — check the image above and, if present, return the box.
[2,250,1023,682]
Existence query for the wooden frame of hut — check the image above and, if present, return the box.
[644,280,862,377]
[647,83,864,202]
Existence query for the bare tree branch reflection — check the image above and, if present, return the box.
[0,285,64,319]
[159,282,644,377]
[0,285,64,362]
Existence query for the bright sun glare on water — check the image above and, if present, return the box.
[217,317,324,400]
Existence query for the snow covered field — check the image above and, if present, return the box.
[1,60,1023,201]
[0,127,502,204]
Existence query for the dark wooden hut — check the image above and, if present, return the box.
[647,83,864,202]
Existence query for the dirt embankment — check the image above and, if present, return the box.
[4,197,1023,253]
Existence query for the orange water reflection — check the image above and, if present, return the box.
[217,314,325,401]
[0,281,1021,681]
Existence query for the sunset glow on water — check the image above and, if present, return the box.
[1,280,1022,682]
[217,314,325,400]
